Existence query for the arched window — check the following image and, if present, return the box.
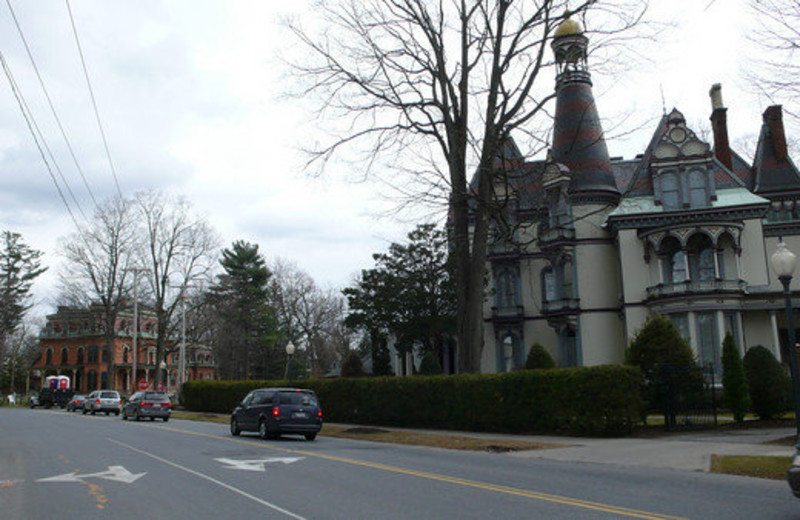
[661,173,680,209]
[102,346,109,363]
[100,372,108,389]
[61,348,69,365]
[77,347,84,364]
[497,333,520,373]
[496,268,519,308]
[660,237,686,284]
[87,370,98,391]
[123,347,129,364]
[688,233,715,281]
[46,348,53,366]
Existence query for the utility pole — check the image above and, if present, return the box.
[127,267,147,394]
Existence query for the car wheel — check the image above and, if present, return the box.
[105,411,110,416]
[230,419,241,436]
[305,433,317,441]
[91,410,96,415]
[150,416,155,421]
[163,417,169,422]
[134,411,141,422]
[259,419,269,440]
[115,411,119,416]
[121,411,127,421]
[82,409,87,415]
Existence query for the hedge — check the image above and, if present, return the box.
[182,365,643,437]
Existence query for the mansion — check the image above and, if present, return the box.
[31,304,215,395]
[482,17,800,375]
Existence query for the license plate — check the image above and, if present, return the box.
[292,412,308,419]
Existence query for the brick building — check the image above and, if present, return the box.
[30,304,215,395]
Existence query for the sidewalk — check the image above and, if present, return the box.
[331,423,797,473]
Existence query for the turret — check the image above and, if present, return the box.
[550,13,620,205]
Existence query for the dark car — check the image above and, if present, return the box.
[230,388,322,441]
[66,394,87,412]
[122,391,172,422]
[788,452,800,498]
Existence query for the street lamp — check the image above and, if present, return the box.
[771,242,800,444]
[284,341,296,386]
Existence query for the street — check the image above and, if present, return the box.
[1,408,798,519]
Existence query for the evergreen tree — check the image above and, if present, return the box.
[0,231,46,392]
[626,315,695,382]
[340,350,364,378]
[418,350,443,375]
[743,346,791,420]
[524,342,556,369]
[721,333,750,423]
[208,241,278,379]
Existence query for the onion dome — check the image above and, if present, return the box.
[554,12,582,37]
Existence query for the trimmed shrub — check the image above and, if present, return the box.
[743,346,791,420]
[524,342,556,369]
[418,351,443,375]
[182,365,644,437]
[341,350,365,378]
[721,333,750,423]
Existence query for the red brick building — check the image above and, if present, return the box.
[31,304,215,396]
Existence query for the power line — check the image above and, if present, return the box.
[0,50,82,230]
[65,0,124,199]
[5,0,99,209]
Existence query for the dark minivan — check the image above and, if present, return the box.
[230,388,322,441]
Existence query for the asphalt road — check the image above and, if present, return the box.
[1,408,798,519]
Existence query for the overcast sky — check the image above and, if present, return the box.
[0,0,781,319]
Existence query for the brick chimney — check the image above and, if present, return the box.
[709,84,732,170]
[763,105,788,161]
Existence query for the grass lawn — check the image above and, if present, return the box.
[710,455,792,480]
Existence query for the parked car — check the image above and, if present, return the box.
[83,390,121,415]
[66,394,87,412]
[122,391,171,422]
[788,452,800,498]
[230,388,322,441]
[28,394,39,408]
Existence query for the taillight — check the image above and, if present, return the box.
[272,405,280,417]
[95,399,100,404]
[163,402,172,408]
[318,409,323,418]
[141,402,153,407]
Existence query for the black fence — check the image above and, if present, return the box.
[657,364,719,432]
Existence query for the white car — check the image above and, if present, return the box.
[83,390,121,415]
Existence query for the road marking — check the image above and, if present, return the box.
[149,425,686,520]
[215,457,304,471]
[109,439,306,520]
[37,465,145,484]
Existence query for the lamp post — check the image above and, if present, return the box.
[770,241,800,448]
[284,341,295,386]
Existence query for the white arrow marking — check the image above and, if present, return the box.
[37,465,145,484]
[215,457,304,471]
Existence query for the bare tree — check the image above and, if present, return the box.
[59,196,136,387]
[748,0,800,121]
[133,190,220,386]
[270,259,352,377]
[289,0,647,372]
[2,318,41,394]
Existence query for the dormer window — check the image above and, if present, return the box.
[688,168,710,207]
[661,173,680,210]
[657,167,713,210]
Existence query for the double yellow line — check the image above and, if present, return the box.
[152,424,685,520]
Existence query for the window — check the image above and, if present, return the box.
[688,169,708,207]
[88,346,99,363]
[543,269,556,302]
[46,349,53,365]
[87,370,98,391]
[100,372,108,389]
[102,346,109,363]
[559,328,578,367]
[661,173,680,209]
[549,191,570,227]
[123,347,129,364]
[670,314,690,342]
[688,234,715,281]
[671,251,687,283]
[77,347,84,364]
[61,348,69,365]
[497,333,521,373]
[496,268,519,308]
[696,312,720,375]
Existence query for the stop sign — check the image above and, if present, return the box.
[138,380,149,391]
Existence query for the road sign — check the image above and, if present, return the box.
[138,380,149,390]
